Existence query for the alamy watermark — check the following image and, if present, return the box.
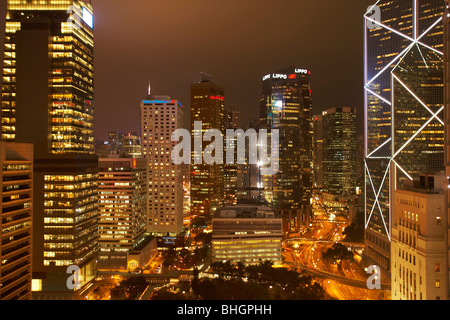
[366,4,381,30]
[366,265,381,290]
[66,265,81,290]
[171,121,280,176]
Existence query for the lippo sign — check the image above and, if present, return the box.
[262,69,309,81]
[171,121,280,176]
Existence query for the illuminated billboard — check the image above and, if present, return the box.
[262,68,309,81]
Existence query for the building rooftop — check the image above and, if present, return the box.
[129,234,155,254]
[398,173,446,195]
[214,205,279,219]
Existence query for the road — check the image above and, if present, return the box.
[284,221,384,300]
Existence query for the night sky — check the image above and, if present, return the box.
[0,0,376,141]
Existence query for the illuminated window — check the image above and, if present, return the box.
[31,279,42,292]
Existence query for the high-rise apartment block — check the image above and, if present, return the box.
[141,95,184,236]
[0,142,33,300]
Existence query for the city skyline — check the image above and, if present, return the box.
[0,0,375,140]
[1,0,449,304]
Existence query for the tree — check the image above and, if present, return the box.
[195,278,220,300]
[323,243,354,265]
[292,281,325,300]
[162,245,177,270]
[236,261,246,278]
[194,232,212,244]
[343,211,365,243]
[191,260,327,300]
[191,267,199,298]
[152,287,187,300]
[193,244,209,265]
[120,276,148,300]
[190,216,208,229]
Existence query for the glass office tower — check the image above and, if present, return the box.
[312,115,324,190]
[224,105,242,206]
[364,0,444,275]
[443,0,450,301]
[322,107,358,197]
[1,0,98,295]
[392,45,444,186]
[260,67,313,232]
[2,0,95,152]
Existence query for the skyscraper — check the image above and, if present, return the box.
[141,94,184,236]
[442,0,450,301]
[224,105,242,206]
[236,120,266,204]
[97,132,142,158]
[1,0,98,294]
[0,142,33,300]
[357,134,365,194]
[105,131,125,156]
[226,105,241,129]
[121,134,142,158]
[2,0,95,152]
[260,67,313,232]
[190,75,225,217]
[322,107,357,197]
[391,44,444,188]
[312,115,324,190]
[364,0,445,276]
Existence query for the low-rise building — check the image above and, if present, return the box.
[212,205,282,265]
[127,235,158,272]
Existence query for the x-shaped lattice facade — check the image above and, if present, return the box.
[364,0,444,241]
